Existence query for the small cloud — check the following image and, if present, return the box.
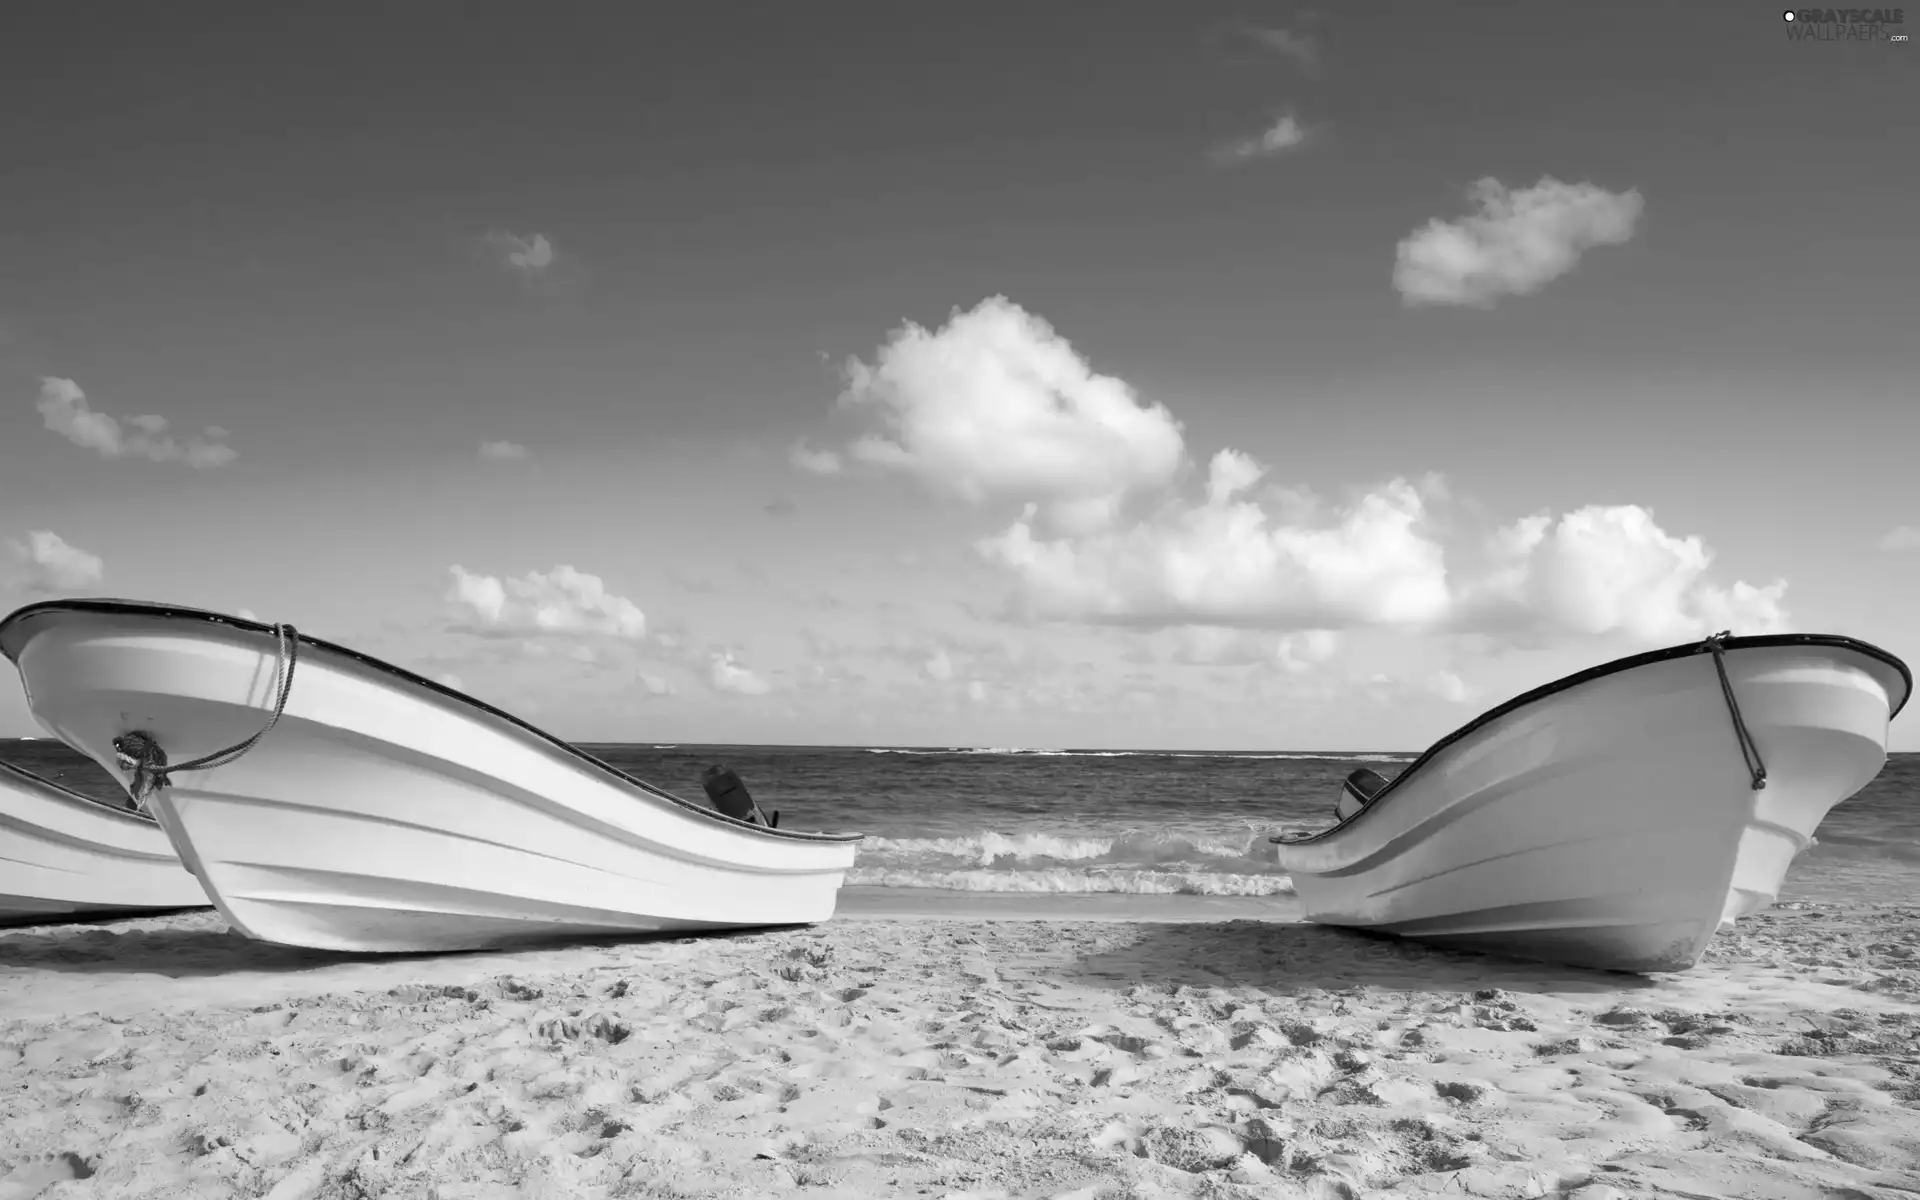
[436,672,466,691]
[763,498,798,517]
[1427,671,1474,704]
[481,230,555,276]
[479,440,528,461]
[35,377,236,467]
[639,671,675,696]
[1215,114,1313,164]
[7,529,104,592]
[966,680,989,704]
[237,608,260,622]
[1276,630,1341,673]
[1244,25,1321,72]
[924,649,955,681]
[788,441,843,475]
[445,564,647,639]
[1394,177,1645,308]
[1879,525,1920,552]
[710,652,772,696]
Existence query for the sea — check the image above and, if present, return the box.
[4,739,1915,920]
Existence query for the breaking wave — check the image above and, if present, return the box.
[846,866,1295,896]
[863,747,1412,762]
[850,827,1300,895]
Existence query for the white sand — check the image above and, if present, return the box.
[1,903,1917,1199]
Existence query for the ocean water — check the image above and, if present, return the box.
[3,739,1915,913]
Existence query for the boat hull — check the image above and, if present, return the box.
[0,760,210,926]
[1,602,862,953]
[1273,638,1909,973]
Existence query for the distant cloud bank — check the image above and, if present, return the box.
[479,440,529,461]
[35,377,236,467]
[1394,177,1644,307]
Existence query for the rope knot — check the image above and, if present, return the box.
[112,730,171,808]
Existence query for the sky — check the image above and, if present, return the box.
[2,1,1916,751]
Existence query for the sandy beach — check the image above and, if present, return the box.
[2,903,1917,1200]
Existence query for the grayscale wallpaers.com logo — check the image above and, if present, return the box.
[1783,8,1910,39]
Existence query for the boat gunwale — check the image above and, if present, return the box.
[0,756,153,824]
[1270,631,1912,849]
[0,597,864,845]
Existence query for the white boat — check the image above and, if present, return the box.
[1271,633,1910,973]
[0,598,864,954]
[1,757,211,926]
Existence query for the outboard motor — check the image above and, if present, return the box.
[1335,766,1390,822]
[700,764,779,828]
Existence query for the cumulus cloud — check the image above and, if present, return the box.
[1453,506,1789,642]
[788,442,843,475]
[980,453,1452,631]
[445,565,647,639]
[829,296,1186,536]
[813,296,1786,648]
[1216,114,1311,163]
[482,230,555,275]
[709,653,772,695]
[35,377,236,467]
[1879,525,1920,552]
[986,468,1786,643]
[7,530,104,592]
[479,440,528,461]
[923,649,955,681]
[1393,177,1644,307]
[436,672,466,692]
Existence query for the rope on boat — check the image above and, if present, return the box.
[112,623,301,806]
[1696,630,1768,791]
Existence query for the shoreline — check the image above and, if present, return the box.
[2,904,1917,1198]
[836,886,1303,924]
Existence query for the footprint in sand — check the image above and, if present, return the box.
[0,1152,95,1199]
